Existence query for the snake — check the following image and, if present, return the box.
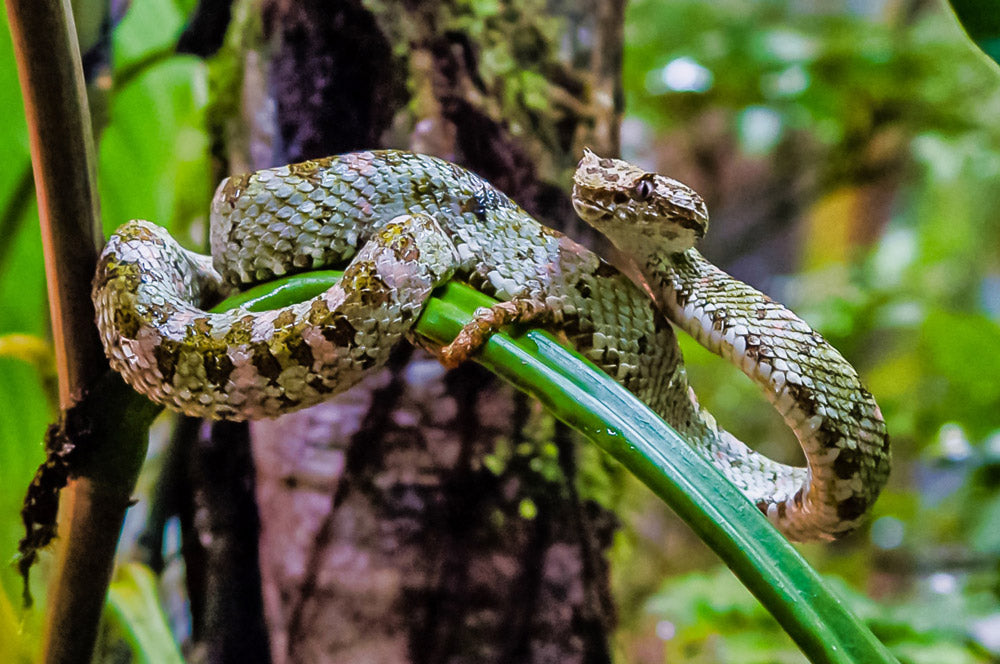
[92,149,889,541]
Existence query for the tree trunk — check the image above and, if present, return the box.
[200,1,627,661]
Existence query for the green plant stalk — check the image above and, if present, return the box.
[219,272,898,664]
[5,0,159,662]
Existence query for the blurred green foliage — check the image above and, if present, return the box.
[639,566,997,664]
[100,563,185,664]
[1,0,999,662]
[616,0,1000,662]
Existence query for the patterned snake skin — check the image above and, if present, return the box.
[92,149,889,540]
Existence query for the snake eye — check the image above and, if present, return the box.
[634,177,655,202]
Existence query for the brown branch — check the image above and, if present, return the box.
[6,1,160,662]
[6,0,104,405]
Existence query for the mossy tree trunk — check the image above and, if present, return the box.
[196,1,627,661]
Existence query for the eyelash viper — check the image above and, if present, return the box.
[92,149,889,541]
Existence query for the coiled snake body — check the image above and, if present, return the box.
[93,149,889,541]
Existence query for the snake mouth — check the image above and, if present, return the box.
[571,197,612,224]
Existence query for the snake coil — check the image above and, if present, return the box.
[93,150,889,540]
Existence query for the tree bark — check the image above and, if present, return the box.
[203,2,627,661]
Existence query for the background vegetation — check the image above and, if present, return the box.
[1,0,998,662]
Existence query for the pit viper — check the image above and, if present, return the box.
[92,149,889,541]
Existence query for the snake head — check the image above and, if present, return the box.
[572,149,708,256]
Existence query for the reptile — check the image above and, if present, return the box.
[92,149,889,541]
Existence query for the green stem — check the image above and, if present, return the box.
[219,273,898,664]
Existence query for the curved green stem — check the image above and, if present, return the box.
[217,272,898,664]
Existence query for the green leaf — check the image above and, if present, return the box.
[948,0,1000,67]
[104,563,185,664]
[112,0,190,67]
[98,57,212,240]
[0,586,34,663]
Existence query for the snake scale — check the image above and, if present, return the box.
[92,149,889,541]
